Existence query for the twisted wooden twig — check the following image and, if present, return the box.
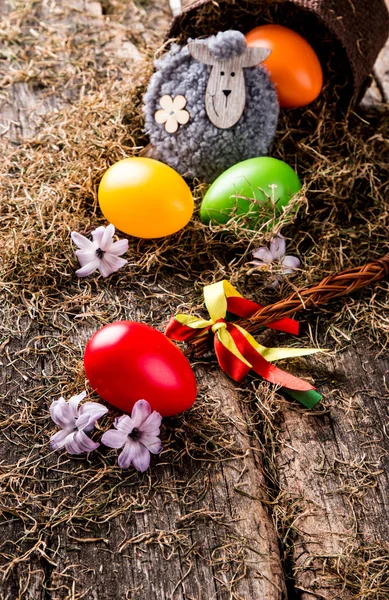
[188,254,389,358]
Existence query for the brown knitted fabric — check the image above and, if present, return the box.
[168,0,389,105]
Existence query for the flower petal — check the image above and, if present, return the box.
[117,439,137,469]
[50,397,72,428]
[173,95,187,110]
[131,400,151,428]
[68,391,86,417]
[50,428,73,450]
[114,415,134,434]
[175,109,190,125]
[75,248,98,267]
[100,224,115,252]
[78,401,108,418]
[108,239,129,256]
[140,434,162,454]
[91,226,106,247]
[78,402,108,432]
[251,247,273,264]
[66,430,99,454]
[71,231,95,251]
[281,255,301,271]
[132,442,151,472]
[159,95,173,111]
[269,235,286,260]
[75,259,99,277]
[98,254,127,278]
[101,429,127,449]
[155,109,169,124]
[139,410,162,436]
[165,116,179,134]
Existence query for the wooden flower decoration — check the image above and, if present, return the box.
[154,95,190,133]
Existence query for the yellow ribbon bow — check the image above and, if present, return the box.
[165,281,324,408]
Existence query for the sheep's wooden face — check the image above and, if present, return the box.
[188,43,271,129]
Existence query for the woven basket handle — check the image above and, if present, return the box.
[244,254,389,327]
[189,254,389,357]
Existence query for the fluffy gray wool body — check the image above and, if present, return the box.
[143,31,279,183]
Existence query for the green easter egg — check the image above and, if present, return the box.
[200,157,302,227]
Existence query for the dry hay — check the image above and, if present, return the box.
[0,0,389,596]
[1,72,388,346]
[291,544,389,599]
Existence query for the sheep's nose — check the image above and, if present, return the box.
[222,89,231,97]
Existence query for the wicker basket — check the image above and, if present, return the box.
[167,0,389,106]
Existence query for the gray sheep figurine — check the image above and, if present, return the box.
[143,30,279,183]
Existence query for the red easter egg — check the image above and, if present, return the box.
[84,321,197,417]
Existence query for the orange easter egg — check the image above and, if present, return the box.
[246,24,323,108]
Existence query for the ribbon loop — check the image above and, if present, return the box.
[204,281,229,322]
[165,280,323,408]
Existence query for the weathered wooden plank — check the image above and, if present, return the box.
[277,341,389,599]
[0,330,47,600]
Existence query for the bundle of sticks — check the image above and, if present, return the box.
[187,254,389,358]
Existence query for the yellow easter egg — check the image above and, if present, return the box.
[98,157,194,238]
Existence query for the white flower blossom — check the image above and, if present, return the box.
[50,392,108,454]
[251,235,301,288]
[101,400,162,472]
[71,224,128,278]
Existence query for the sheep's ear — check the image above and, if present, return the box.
[187,42,217,66]
[242,47,271,67]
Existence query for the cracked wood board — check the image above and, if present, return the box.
[276,343,389,599]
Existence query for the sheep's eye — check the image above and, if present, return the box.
[220,71,225,76]
[231,72,235,77]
